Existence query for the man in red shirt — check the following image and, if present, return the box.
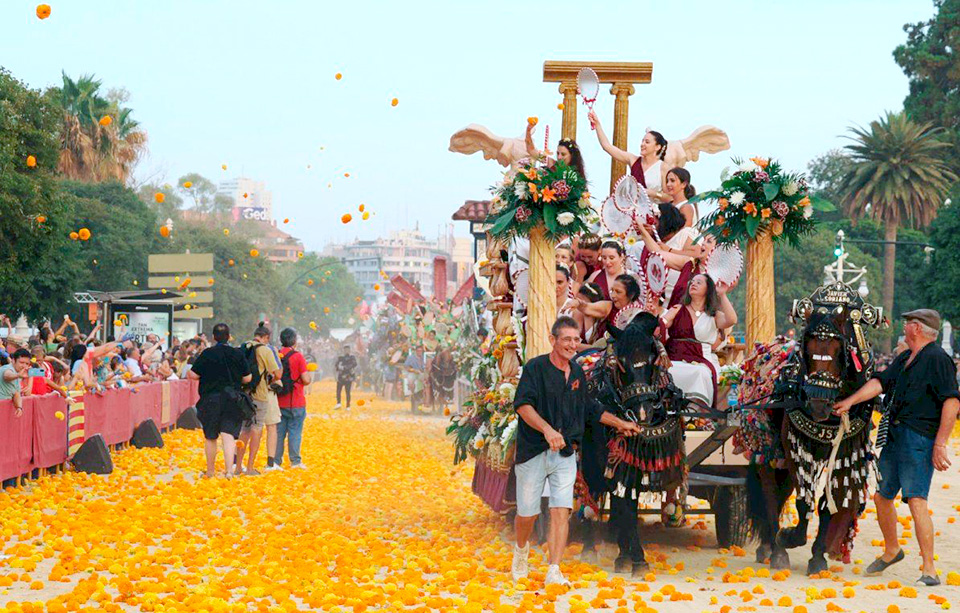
[276,327,312,468]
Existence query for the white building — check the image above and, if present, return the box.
[217,177,274,223]
[324,225,471,300]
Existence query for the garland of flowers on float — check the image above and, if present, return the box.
[694,156,834,246]
[486,159,592,241]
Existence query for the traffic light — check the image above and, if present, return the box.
[833,236,843,257]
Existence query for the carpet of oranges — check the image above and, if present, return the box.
[1,380,958,613]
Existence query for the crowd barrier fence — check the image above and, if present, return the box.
[0,380,199,485]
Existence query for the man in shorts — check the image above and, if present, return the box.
[510,316,640,585]
[188,323,251,478]
[835,309,959,586]
[237,323,283,474]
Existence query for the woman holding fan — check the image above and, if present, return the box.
[588,110,668,202]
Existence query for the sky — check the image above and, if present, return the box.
[0,0,935,252]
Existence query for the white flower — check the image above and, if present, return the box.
[556,212,575,226]
[782,181,799,196]
[803,205,813,219]
[738,160,758,173]
[730,191,746,206]
[720,166,732,181]
[513,182,527,199]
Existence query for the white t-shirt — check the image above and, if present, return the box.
[124,357,143,377]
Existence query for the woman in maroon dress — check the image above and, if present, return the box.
[587,240,629,301]
[588,110,669,202]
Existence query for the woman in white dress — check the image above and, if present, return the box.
[659,273,738,408]
[587,110,669,203]
[665,167,700,228]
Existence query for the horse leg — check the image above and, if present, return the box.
[806,501,831,576]
[777,495,811,550]
[580,515,599,563]
[749,465,790,569]
[747,466,773,563]
[611,495,647,574]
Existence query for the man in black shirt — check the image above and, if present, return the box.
[834,309,959,586]
[334,345,358,410]
[510,316,639,585]
[188,323,252,478]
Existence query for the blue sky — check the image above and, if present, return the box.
[0,0,934,251]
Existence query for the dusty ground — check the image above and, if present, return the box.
[0,380,957,612]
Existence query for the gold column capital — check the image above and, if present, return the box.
[610,82,636,97]
[558,81,578,95]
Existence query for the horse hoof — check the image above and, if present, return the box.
[614,557,632,574]
[771,550,790,570]
[806,556,828,576]
[776,527,807,550]
[632,561,650,577]
[580,549,599,564]
[756,543,772,564]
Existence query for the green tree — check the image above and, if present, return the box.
[919,198,960,327]
[806,149,853,220]
[839,111,956,349]
[273,254,364,335]
[0,68,84,322]
[894,0,960,173]
[138,182,184,221]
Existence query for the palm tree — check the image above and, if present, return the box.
[57,72,147,183]
[840,111,956,349]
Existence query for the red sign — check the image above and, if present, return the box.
[390,275,425,303]
[433,257,448,302]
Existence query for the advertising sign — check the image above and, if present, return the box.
[108,302,174,350]
[233,207,269,222]
[172,319,202,341]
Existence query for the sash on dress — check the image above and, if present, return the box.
[630,157,648,188]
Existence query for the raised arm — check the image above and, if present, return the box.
[713,283,738,330]
[576,298,613,320]
[588,110,637,166]
[637,224,692,270]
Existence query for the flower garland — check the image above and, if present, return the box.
[487,160,591,241]
[446,381,518,465]
[694,157,833,246]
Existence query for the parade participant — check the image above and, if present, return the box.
[576,274,644,331]
[587,240,628,301]
[334,344,358,410]
[834,309,959,586]
[556,265,579,322]
[575,282,605,347]
[574,234,602,284]
[277,327,311,469]
[666,167,699,227]
[524,126,587,180]
[588,110,668,201]
[511,316,640,585]
[237,323,283,475]
[660,274,737,409]
[404,345,427,413]
[188,323,252,479]
[556,243,580,291]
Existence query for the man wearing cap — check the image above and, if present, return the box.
[834,309,959,587]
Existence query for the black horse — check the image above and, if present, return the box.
[577,312,685,575]
[746,283,884,573]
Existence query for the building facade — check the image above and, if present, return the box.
[217,177,274,223]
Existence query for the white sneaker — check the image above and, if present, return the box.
[545,564,569,586]
[292,462,308,470]
[511,543,529,581]
[333,403,342,410]
[263,464,282,472]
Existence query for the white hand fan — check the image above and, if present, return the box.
[645,252,667,296]
[706,243,743,286]
[601,196,634,235]
[577,67,599,109]
[613,174,639,212]
[512,267,529,307]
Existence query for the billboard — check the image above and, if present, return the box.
[108,301,174,350]
[233,207,269,222]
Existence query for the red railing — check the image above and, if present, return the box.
[0,379,199,483]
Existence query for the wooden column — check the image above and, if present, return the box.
[610,83,635,193]
[526,225,556,358]
[745,231,776,349]
[559,82,578,140]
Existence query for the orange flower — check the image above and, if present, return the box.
[207,278,214,285]
[335,72,343,80]
[69,231,79,240]
[362,211,370,220]
[374,284,381,291]
[36,4,51,19]
[391,98,399,107]
[761,208,772,218]
[26,155,37,167]
[221,163,227,170]
[323,307,331,314]
[242,192,248,198]
[283,217,289,223]
[522,167,539,181]
[715,215,725,225]
[223,228,230,235]
[342,213,353,224]
[493,349,504,359]
[183,181,193,188]
[228,259,235,266]
[77,228,91,241]
[249,249,259,257]
[159,226,170,238]
[718,197,728,210]
[307,279,314,286]
[541,186,556,203]
[154,192,165,203]
[359,204,365,212]
[527,117,538,126]
[744,202,758,216]
[750,157,769,169]
[527,183,539,201]
[36,215,46,223]
[557,103,565,110]
[99,115,112,126]
[797,196,811,208]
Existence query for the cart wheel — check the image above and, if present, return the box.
[713,485,750,548]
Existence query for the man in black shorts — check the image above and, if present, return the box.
[188,323,252,478]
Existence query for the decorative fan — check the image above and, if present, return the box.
[635,182,656,221]
[512,267,529,307]
[706,243,743,286]
[601,195,634,235]
[645,252,668,296]
[613,174,639,212]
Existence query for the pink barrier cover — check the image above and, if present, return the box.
[130,383,162,429]
[31,394,68,470]
[0,399,34,481]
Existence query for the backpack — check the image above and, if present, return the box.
[279,349,300,397]
[242,342,265,393]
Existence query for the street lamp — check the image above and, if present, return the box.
[857,279,869,297]
[824,230,867,285]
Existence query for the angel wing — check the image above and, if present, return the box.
[448,124,527,168]
[678,126,731,165]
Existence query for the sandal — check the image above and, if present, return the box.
[864,549,904,576]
